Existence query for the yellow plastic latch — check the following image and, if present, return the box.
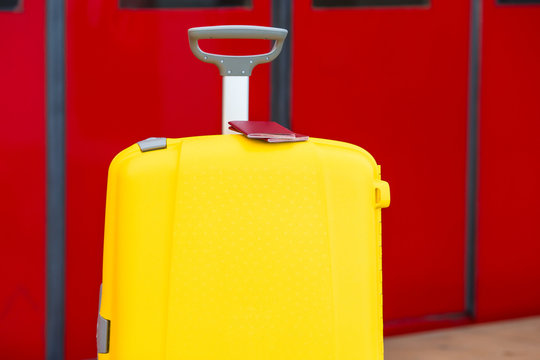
[374,180,390,209]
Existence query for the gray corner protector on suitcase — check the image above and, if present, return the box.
[138,137,167,152]
[97,284,110,354]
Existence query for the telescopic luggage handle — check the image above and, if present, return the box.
[188,25,288,76]
[188,25,288,134]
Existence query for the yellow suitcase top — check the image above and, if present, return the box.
[99,135,389,359]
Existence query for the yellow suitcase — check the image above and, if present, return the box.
[97,26,390,360]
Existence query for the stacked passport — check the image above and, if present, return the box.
[228,121,308,143]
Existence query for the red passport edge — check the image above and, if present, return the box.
[228,121,308,143]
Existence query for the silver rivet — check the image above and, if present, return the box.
[220,60,224,63]
[227,70,231,74]
[266,57,269,60]
[249,60,253,64]
[241,70,245,74]
[204,56,208,60]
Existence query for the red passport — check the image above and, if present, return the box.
[228,121,308,143]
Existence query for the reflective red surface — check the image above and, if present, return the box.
[66,1,272,358]
[292,0,470,332]
[477,0,540,322]
[0,1,46,358]
[2,0,540,357]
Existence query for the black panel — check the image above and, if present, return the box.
[314,0,428,7]
[0,0,18,10]
[271,0,292,128]
[120,0,251,8]
[499,0,540,3]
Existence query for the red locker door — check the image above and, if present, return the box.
[477,0,540,321]
[65,1,272,358]
[0,0,45,358]
[292,0,470,333]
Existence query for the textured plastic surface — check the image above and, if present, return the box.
[99,135,389,359]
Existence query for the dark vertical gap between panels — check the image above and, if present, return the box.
[465,0,482,320]
[271,0,292,128]
[46,0,66,358]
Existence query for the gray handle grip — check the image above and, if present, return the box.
[188,25,288,76]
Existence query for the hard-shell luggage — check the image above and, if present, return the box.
[97,25,390,360]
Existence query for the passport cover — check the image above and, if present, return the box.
[228,121,308,143]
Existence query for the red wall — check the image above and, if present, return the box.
[292,0,470,333]
[477,0,540,321]
[0,1,46,358]
[2,0,540,358]
[65,1,272,358]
